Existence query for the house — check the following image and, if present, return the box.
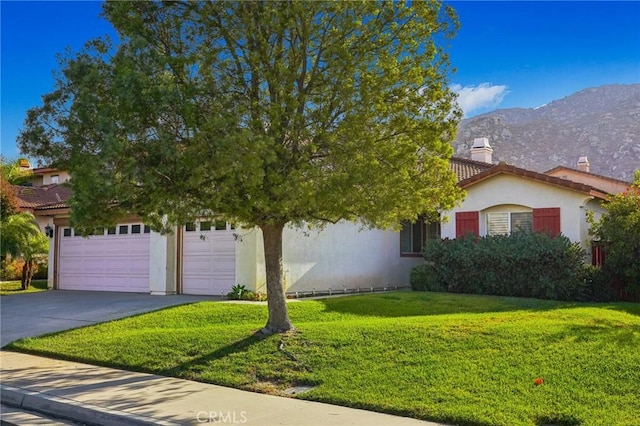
[17,168,424,295]
[437,139,627,254]
[18,140,627,296]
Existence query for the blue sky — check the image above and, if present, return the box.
[1,1,639,160]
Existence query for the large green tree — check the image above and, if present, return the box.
[19,1,463,333]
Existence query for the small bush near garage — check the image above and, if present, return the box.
[411,232,601,301]
[0,258,47,281]
[226,284,267,301]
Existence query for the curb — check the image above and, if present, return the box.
[0,385,180,426]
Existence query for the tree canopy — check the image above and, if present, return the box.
[19,1,464,333]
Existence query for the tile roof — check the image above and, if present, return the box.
[459,163,610,200]
[449,156,494,181]
[544,166,632,186]
[13,184,72,211]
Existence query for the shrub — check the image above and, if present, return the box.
[240,290,256,301]
[1,258,23,281]
[578,264,615,302]
[226,284,267,301]
[410,264,444,292]
[0,258,47,281]
[227,284,248,300]
[589,170,640,298]
[412,232,590,301]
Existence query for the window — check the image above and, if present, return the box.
[119,225,129,235]
[144,225,151,234]
[200,221,212,231]
[215,220,227,230]
[486,212,533,236]
[50,174,59,184]
[185,222,196,232]
[107,227,117,235]
[131,224,141,234]
[63,228,72,237]
[400,216,441,255]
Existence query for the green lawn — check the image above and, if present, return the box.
[0,279,48,295]
[6,292,640,426]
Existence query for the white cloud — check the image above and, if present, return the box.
[451,83,509,116]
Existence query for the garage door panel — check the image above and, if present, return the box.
[58,225,150,293]
[182,226,236,295]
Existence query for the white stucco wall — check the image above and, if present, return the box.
[235,227,262,292]
[441,174,599,249]
[149,231,177,295]
[46,220,55,289]
[236,222,422,293]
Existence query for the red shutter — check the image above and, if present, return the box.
[533,208,560,237]
[455,211,479,238]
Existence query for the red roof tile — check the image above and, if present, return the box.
[13,184,72,211]
[544,166,632,186]
[459,163,610,200]
[449,156,493,181]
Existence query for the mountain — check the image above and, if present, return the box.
[453,84,640,181]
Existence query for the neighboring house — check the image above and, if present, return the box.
[544,158,630,195]
[19,141,627,296]
[12,182,72,232]
[24,167,71,187]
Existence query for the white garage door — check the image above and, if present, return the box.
[58,224,151,292]
[182,221,236,295]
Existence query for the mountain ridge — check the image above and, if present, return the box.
[452,84,640,180]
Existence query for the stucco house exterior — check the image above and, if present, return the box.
[440,162,609,245]
[16,138,627,296]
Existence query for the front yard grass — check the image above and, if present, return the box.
[0,279,48,295]
[6,292,640,426]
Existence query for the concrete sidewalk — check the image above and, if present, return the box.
[0,352,443,426]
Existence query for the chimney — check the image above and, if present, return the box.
[470,137,493,164]
[577,156,590,172]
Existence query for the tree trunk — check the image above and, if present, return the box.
[260,222,294,334]
[25,260,34,289]
[21,261,30,290]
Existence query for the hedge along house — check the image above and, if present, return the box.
[18,140,624,295]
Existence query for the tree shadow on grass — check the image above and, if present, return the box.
[535,414,581,426]
[598,302,640,317]
[315,291,640,319]
[563,319,640,347]
[157,330,268,378]
[315,291,581,318]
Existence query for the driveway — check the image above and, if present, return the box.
[1,291,218,347]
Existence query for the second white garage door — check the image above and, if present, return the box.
[182,221,236,295]
[58,223,151,292]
